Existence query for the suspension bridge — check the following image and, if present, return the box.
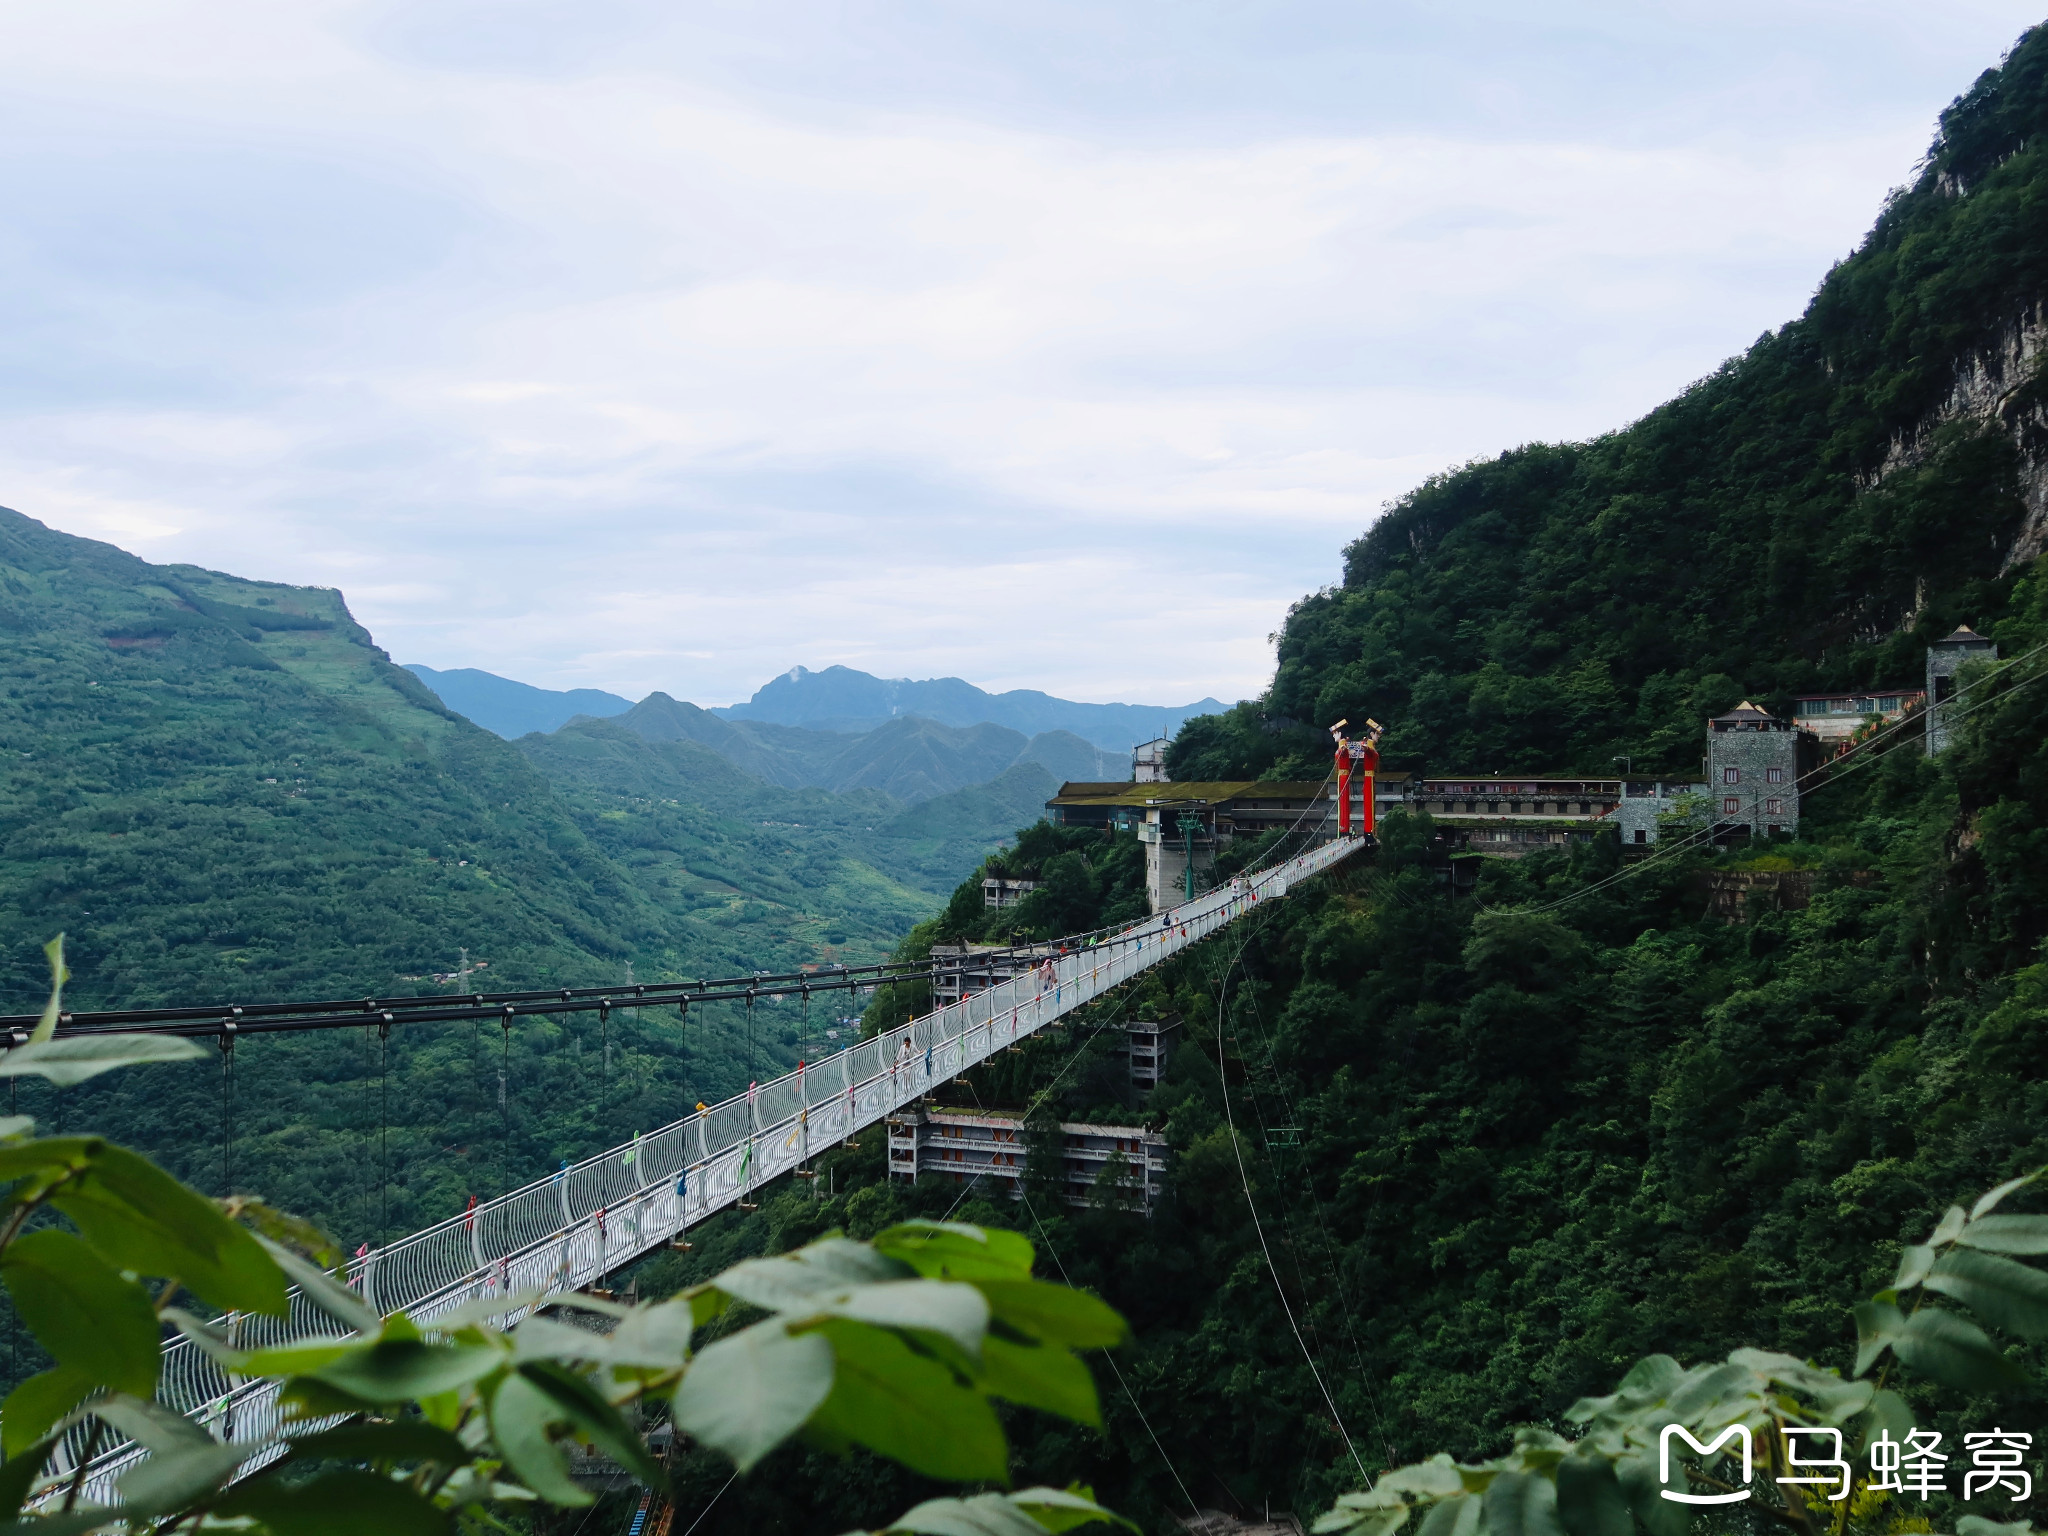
[36,831,1360,1506]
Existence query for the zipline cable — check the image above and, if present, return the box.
[1018,1188,1202,1518]
[1210,917,1370,1485]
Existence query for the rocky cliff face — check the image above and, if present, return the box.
[1874,301,2048,568]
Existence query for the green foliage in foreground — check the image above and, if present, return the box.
[0,952,1130,1534]
[1316,1172,2048,1536]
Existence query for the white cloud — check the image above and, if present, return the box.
[0,1,2041,705]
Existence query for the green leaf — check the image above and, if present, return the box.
[52,1143,288,1315]
[1891,1307,2028,1391]
[1008,1485,1139,1535]
[1376,1457,1465,1500]
[282,1420,470,1467]
[30,936,67,1047]
[278,1376,381,1421]
[804,1315,1009,1484]
[1414,1493,1482,1536]
[603,1299,694,1371]
[1972,1176,2039,1220]
[974,1281,1127,1349]
[215,1467,451,1535]
[710,1237,910,1312]
[1852,1299,1906,1376]
[874,1485,1138,1536]
[90,1393,212,1454]
[1615,1452,1688,1536]
[0,1437,55,1521]
[510,1315,613,1366]
[809,1280,990,1358]
[1314,1505,1411,1536]
[255,1237,378,1333]
[418,1287,551,1336]
[0,1035,206,1086]
[867,1491,1046,1536]
[1956,1518,2037,1536]
[1850,1388,1915,1454]
[116,1439,260,1515]
[0,1230,161,1397]
[0,1366,91,1461]
[514,1360,666,1489]
[1956,1215,2048,1255]
[1925,1248,2048,1338]
[1485,1472,1564,1536]
[874,1222,1036,1281]
[239,1204,344,1271]
[979,1336,1099,1427]
[311,1340,503,1404]
[1930,1205,1969,1247]
[1554,1457,1630,1536]
[1893,1244,1936,1291]
[236,1338,360,1376]
[486,1371,592,1507]
[671,1317,834,1472]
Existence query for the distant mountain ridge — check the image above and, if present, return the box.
[595,693,1123,801]
[405,665,632,737]
[404,662,1213,758]
[717,664,1223,751]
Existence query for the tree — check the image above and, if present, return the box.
[0,942,1134,1535]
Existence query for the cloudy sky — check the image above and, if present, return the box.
[1,3,2040,708]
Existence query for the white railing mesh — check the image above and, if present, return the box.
[53,838,1356,1503]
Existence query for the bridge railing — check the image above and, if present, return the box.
[54,834,1356,1505]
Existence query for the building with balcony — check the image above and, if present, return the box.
[1122,1017,1183,1090]
[981,877,1039,910]
[886,1106,1168,1213]
[1792,688,1925,746]
[928,943,1060,1008]
[1404,776,1620,858]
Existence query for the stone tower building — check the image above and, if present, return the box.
[1706,702,1816,838]
[1926,625,1999,755]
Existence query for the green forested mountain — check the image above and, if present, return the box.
[639,26,2048,1536]
[592,691,1124,798]
[1172,27,2048,785]
[0,507,1040,1260]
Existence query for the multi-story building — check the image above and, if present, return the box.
[1132,738,1171,783]
[1792,688,1925,747]
[1122,1017,1183,1090]
[1615,781,1710,846]
[1404,776,1620,857]
[1706,702,1818,838]
[928,943,1059,1008]
[980,877,1039,910]
[1927,624,1999,754]
[886,1106,1169,1213]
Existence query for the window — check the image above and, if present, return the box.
[1765,799,1784,815]
[1723,767,1740,785]
[1766,767,1785,784]
[1723,797,1741,815]
[1634,829,1647,844]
